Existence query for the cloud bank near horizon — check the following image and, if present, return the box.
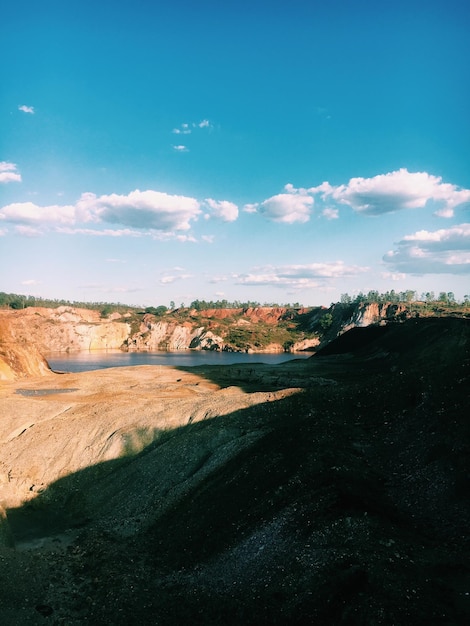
[1,169,469,278]
[234,261,369,291]
[384,223,470,274]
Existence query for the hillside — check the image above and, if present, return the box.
[0,316,469,624]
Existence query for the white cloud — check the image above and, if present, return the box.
[0,201,75,224]
[76,190,201,231]
[249,170,469,225]
[434,207,454,218]
[0,162,16,172]
[18,105,35,114]
[257,185,314,224]
[384,223,470,274]
[322,169,470,217]
[235,261,369,290]
[197,119,211,128]
[0,189,202,236]
[172,145,189,152]
[204,198,239,222]
[321,208,339,220]
[0,162,21,183]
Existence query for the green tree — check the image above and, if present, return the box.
[319,313,333,331]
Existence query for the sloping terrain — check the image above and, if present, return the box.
[0,318,469,624]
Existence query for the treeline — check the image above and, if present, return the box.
[0,292,302,314]
[188,299,303,311]
[340,290,470,305]
[2,290,469,314]
[0,292,135,313]
[142,299,303,317]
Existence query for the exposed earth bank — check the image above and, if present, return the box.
[0,317,469,624]
[0,302,415,380]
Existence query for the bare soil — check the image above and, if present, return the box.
[0,317,469,625]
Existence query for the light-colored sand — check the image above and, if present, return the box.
[0,364,302,511]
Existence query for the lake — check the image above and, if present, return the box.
[46,350,312,373]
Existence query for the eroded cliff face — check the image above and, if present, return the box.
[0,302,416,376]
[341,301,410,330]
[123,316,225,352]
[0,307,131,353]
[0,313,53,380]
[0,342,51,381]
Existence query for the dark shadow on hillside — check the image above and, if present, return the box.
[2,316,469,624]
[173,317,470,394]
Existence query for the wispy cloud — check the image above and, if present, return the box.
[384,223,470,274]
[234,261,369,290]
[172,119,212,136]
[242,203,258,214]
[321,208,339,220]
[56,227,145,238]
[79,283,143,294]
[18,104,35,114]
[381,271,407,281]
[172,123,191,135]
[159,269,193,285]
[0,162,22,183]
[21,279,41,286]
[172,145,189,152]
[14,225,43,237]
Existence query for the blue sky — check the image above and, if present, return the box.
[1,0,469,307]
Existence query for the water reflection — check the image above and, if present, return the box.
[46,349,311,373]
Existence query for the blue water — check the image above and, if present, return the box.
[46,350,311,373]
